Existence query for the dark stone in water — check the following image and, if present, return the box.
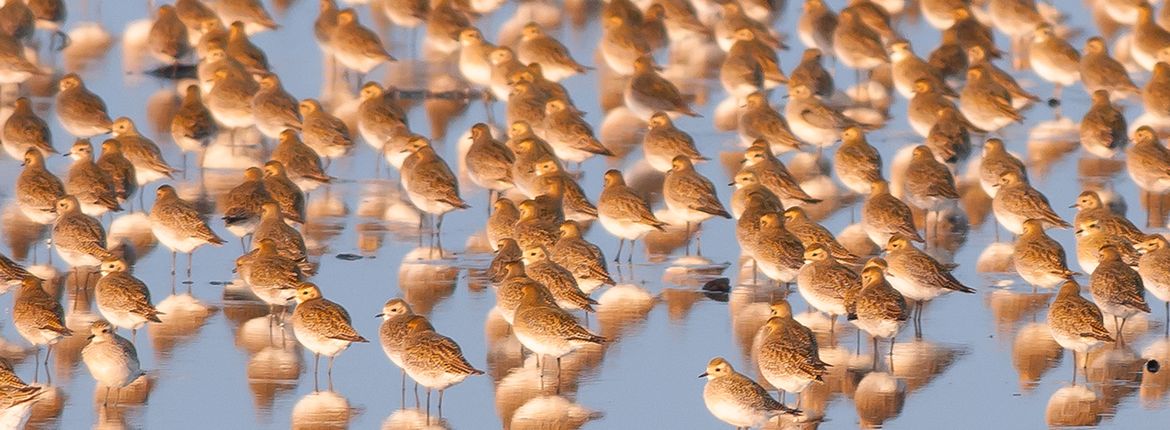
[336,253,364,261]
[702,278,731,293]
[1148,359,1160,373]
[1047,98,1060,108]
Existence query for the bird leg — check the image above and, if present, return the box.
[438,389,445,417]
[684,222,691,256]
[627,240,635,264]
[328,356,336,391]
[613,239,624,263]
[313,353,321,392]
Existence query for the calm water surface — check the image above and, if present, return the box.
[0,1,1167,429]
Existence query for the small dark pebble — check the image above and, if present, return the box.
[1047,98,1060,108]
[336,253,364,261]
[702,278,731,293]
[1148,359,1160,373]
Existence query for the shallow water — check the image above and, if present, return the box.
[0,1,1168,429]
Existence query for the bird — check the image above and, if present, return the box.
[797,243,861,330]
[64,139,122,217]
[1080,37,1139,99]
[889,39,954,99]
[901,146,958,240]
[81,320,142,406]
[290,282,368,387]
[513,199,559,251]
[235,238,304,316]
[798,0,837,55]
[740,141,821,207]
[664,156,731,255]
[399,317,483,417]
[95,259,162,340]
[151,185,226,278]
[251,74,303,139]
[401,141,468,250]
[15,148,65,224]
[1014,219,1078,290]
[925,107,975,165]
[1088,245,1151,344]
[833,126,883,195]
[0,252,31,286]
[737,92,803,154]
[1070,191,1145,244]
[220,167,274,239]
[786,84,864,149]
[205,66,258,133]
[1126,126,1170,197]
[54,73,112,138]
[517,22,589,82]
[512,284,605,380]
[1132,3,1170,71]
[551,221,615,294]
[700,357,799,428]
[541,99,612,164]
[522,246,597,313]
[643,112,706,172]
[599,15,651,75]
[489,47,527,101]
[94,142,134,204]
[752,212,806,284]
[1134,234,1170,326]
[252,202,310,269]
[13,277,70,380]
[494,261,554,325]
[862,179,923,246]
[1074,219,1141,275]
[110,117,179,187]
[959,67,1023,132]
[847,262,909,357]
[598,170,668,262]
[486,198,518,250]
[261,161,306,224]
[624,56,699,119]
[755,300,830,406]
[907,78,964,138]
[376,298,419,389]
[2,97,54,159]
[148,4,190,68]
[1047,280,1114,380]
[170,85,218,161]
[883,235,975,332]
[978,138,1026,198]
[457,27,495,88]
[300,99,355,163]
[487,238,522,284]
[272,129,333,189]
[465,123,515,205]
[992,171,1070,235]
[51,195,113,267]
[356,82,408,151]
[1079,90,1128,159]
[784,207,859,263]
[789,48,835,98]
[1028,24,1080,102]
[1145,63,1170,123]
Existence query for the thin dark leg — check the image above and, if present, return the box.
[1071,350,1078,385]
[327,356,335,391]
[313,353,320,392]
[425,388,432,423]
[438,389,445,417]
[33,347,40,383]
[628,240,635,264]
[613,239,624,263]
[684,222,691,256]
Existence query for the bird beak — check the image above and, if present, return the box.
[727,180,736,186]
[1067,204,1077,208]
[375,313,384,318]
[87,335,95,340]
[738,159,746,164]
[62,152,71,157]
[697,372,708,378]
[1075,229,1084,235]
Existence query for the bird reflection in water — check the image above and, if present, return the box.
[291,389,359,430]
